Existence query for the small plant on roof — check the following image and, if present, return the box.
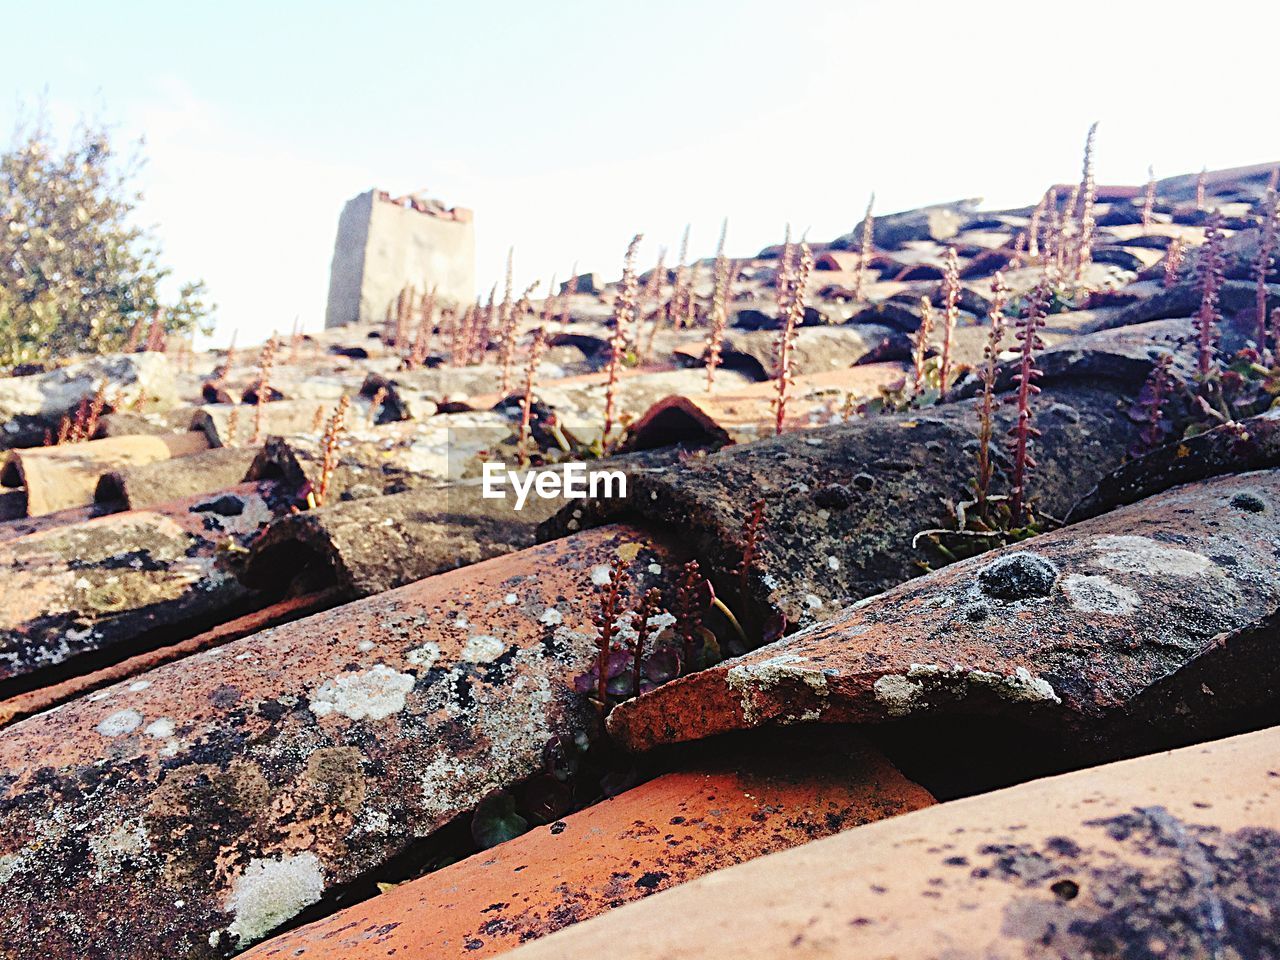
[628,587,676,697]
[1141,165,1157,231]
[1007,269,1052,525]
[1163,237,1186,290]
[603,233,643,445]
[49,380,110,445]
[772,235,812,435]
[1071,123,1098,282]
[581,557,627,711]
[852,193,875,302]
[1128,352,1176,456]
[516,327,547,467]
[938,246,960,399]
[1194,210,1227,385]
[673,559,714,672]
[311,394,350,509]
[250,335,279,444]
[974,271,1008,519]
[1253,179,1278,364]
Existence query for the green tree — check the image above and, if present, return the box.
[0,110,212,369]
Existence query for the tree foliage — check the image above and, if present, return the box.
[0,110,212,369]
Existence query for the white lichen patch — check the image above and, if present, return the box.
[1092,535,1212,578]
[406,642,440,669]
[461,635,506,663]
[225,853,325,946]
[726,654,830,725]
[127,680,151,692]
[308,664,415,721]
[96,708,143,737]
[873,663,1060,717]
[966,666,1061,705]
[538,607,564,627]
[589,564,613,586]
[873,674,924,717]
[143,717,175,739]
[1060,573,1141,615]
[503,593,519,605]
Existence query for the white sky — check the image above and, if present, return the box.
[4,0,1278,346]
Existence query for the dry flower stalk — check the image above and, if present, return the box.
[705,223,731,390]
[517,326,547,467]
[1195,210,1227,382]
[1071,123,1099,282]
[669,225,692,331]
[974,271,1008,515]
[1163,237,1186,289]
[144,310,166,352]
[250,336,279,444]
[408,287,437,368]
[226,404,241,447]
[1008,270,1052,524]
[368,386,388,428]
[1141,165,1157,231]
[603,234,643,442]
[1196,168,1208,210]
[910,295,935,398]
[313,394,351,509]
[938,246,960,398]
[852,193,875,302]
[1254,181,1278,362]
[497,250,516,390]
[640,249,669,363]
[1027,192,1047,259]
[705,256,733,391]
[772,237,812,435]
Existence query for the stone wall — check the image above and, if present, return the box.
[325,190,475,328]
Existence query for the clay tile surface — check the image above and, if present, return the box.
[2,432,209,515]
[624,365,908,448]
[95,444,261,509]
[502,725,1280,960]
[0,480,286,687]
[240,481,563,598]
[0,352,177,448]
[544,323,1194,631]
[0,590,341,729]
[0,524,680,960]
[1070,406,1280,522]
[609,469,1280,757]
[240,731,934,960]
